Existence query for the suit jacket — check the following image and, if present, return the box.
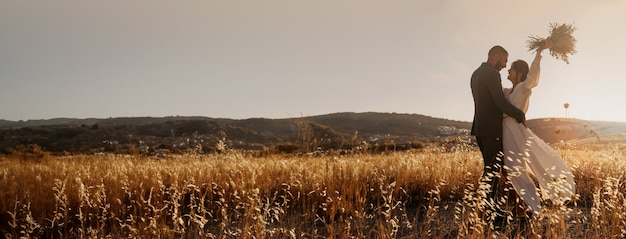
[471,63,525,137]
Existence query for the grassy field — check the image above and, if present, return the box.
[1,145,625,238]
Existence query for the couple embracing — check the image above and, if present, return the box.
[470,42,576,229]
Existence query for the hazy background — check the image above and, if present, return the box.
[1,0,625,122]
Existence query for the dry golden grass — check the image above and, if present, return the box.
[1,145,625,238]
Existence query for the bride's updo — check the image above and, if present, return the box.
[512,60,530,82]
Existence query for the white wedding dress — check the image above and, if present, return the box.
[502,52,576,215]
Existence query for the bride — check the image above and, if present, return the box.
[502,40,576,217]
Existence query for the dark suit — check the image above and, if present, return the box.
[470,62,525,205]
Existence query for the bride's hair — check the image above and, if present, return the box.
[512,60,529,82]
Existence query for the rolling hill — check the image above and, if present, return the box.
[1,112,624,154]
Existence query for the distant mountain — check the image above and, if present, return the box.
[0,112,469,136]
[0,120,13,128]
[304,112,469,136]
[0,118,114,129]
[1,112,624,154]
[0,117,203,128]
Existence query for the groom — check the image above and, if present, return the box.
[470,45,525,227]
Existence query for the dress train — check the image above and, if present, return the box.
[503,117,576,215]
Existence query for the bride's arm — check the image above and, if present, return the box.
[524,40,550,90]
[524,50,542,89]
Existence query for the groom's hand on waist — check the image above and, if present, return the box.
[515,114,526,124]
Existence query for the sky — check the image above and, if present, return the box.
[1,0,625,122]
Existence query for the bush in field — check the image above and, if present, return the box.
[8,144,50,162]
[273,143,300,154]
[410,140,426,149]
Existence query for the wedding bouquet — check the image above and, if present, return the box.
[527,23,577,64]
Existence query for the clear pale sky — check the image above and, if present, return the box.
[1,1,625,122]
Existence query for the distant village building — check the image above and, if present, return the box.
[438,126,469,136]
[156,150,167,158]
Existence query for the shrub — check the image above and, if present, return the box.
[273,143,300,154]
[8,144,50,162]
